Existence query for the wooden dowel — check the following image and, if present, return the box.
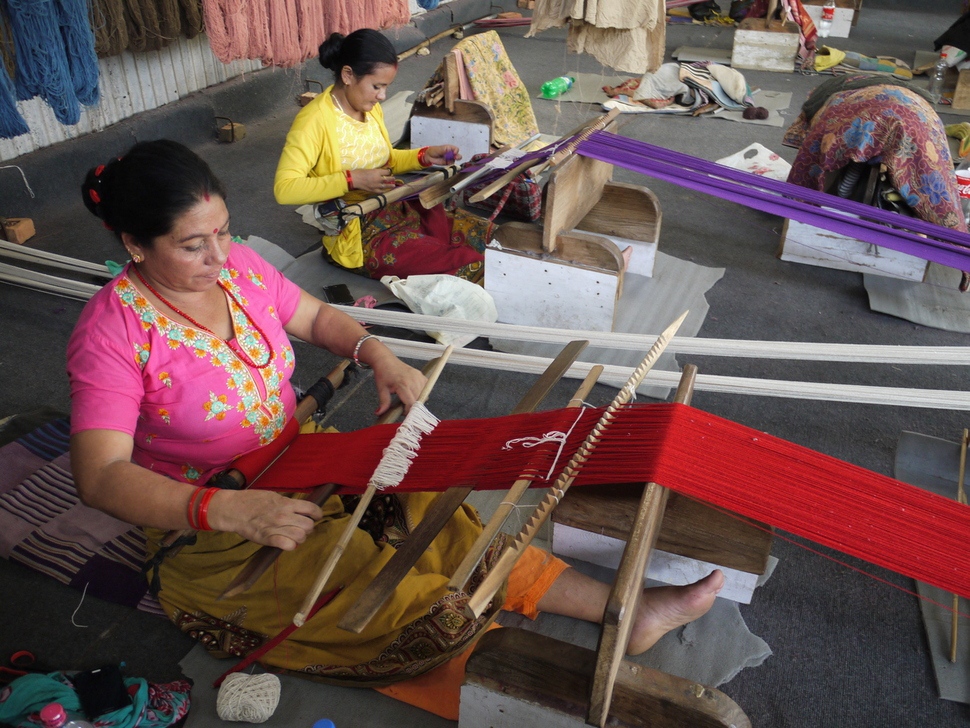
[447,364,603,593]
[588,364,697,727]
[464,311,689,620]
[336,340,590,634]
[950,427,968,662]
[339,165,460,224]
[293,346,454,627]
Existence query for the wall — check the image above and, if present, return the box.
[0,33,261,163]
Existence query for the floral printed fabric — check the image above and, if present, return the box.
[426,30,538,147]
[67,241,303,485]
[785,83,966,231]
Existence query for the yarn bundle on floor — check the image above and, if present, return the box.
[216,672,281,723]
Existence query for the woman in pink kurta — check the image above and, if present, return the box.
[69,241,302,485]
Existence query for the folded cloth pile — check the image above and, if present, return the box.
[815,46,913,80]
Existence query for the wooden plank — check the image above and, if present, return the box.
[587,365,696,727]
[953,69,970,111]
[336,340,590,634]
[552,484,772,575]
[579,182,662,246]
[462,628,750,728]
[443,52,459,113]
[542,151,613,253]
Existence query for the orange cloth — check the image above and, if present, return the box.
[374,545,570,720]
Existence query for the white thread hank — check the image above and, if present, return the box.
[371,401,439,489]
[216,672,281,723]
[502,406,589,480]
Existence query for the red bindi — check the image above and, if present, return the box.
[213,228,219,234]
[203,192,210,202]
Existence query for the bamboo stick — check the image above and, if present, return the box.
[463,311,689,619]
[338,165,460,226]
[447,364,604,593]
[293,346,454,627]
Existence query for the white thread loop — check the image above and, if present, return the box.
[371,401,439,489]
[501,406,589,480]
[216,672,281,723]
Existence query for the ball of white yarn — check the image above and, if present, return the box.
[216,672,281,723]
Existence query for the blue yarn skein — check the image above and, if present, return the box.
[57,0,100,106]
[6,0,84,125]
[0,60,29,139]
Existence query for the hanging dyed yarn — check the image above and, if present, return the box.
[5,0,100,126]
[201,0,410,68]
[0,60,28,139]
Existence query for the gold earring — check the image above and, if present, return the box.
[131,253,142,263]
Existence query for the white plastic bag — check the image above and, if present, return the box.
[381,274,498,347]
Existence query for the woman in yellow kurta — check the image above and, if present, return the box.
[274,29,492,283]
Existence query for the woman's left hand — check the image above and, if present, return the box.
[424,145,461,166]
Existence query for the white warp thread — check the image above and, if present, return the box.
[216,673,281,723]
[371,401,439,489]
[503,406,587,480]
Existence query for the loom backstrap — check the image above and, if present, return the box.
[249,402,970,601]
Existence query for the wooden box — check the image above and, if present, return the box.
[731,17,800,73]
[1,217,35,244]
[802,0,855,38]
[778,218,929,281]
[217,121,246,143]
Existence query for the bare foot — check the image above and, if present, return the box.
[627,569,725,655]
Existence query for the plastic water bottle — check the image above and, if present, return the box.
[926,53,948,105]
[540,76,575,99]
[817,0,835,38]
[39,704,95,728]
[955,160,970,227]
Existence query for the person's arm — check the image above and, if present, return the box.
[273,103,349,206]
[284,289,426,414]
[71,428,323,550]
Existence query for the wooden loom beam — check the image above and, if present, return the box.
[588,363,697,727]
[336,339,591,634]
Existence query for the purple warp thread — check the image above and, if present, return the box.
[576,131,970,271]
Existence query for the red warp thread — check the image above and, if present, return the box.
[244,403,970,601]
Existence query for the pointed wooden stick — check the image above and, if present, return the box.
[588,364,697,727]
[950,427,968,662]
[293,345,454,627]
[216,359,441,601]
[464,311,689,619]
[336,340,590,634]
[447,364,604,593]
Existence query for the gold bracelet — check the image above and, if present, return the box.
[352,334,376,369]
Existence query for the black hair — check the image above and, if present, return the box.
[318,28,397,84]
[81,139,227,247]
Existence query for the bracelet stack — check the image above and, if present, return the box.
[345,169,354,190]
[352,333,376,369]
[417,147,431,168]
[187,487,216,531]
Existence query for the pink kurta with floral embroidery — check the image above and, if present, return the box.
[68,241,302,485]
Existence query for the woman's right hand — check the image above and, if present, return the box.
[209,489,323,551]
[350,167,398,193]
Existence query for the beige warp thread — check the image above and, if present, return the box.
[216,672,282,723]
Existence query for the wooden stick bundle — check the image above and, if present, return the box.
[464,311,689,619]
[293,346,454,627]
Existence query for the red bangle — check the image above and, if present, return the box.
[197,487,217,532]
[345,170,354,190]
[186,487,205,530]
[417,147,431,168]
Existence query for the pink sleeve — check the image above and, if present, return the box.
[67,295,145,436]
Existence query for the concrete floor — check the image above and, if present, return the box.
[2,0,970,725]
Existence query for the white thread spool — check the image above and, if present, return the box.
[216,672,281,723]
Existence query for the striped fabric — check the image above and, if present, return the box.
[0,418,161,614]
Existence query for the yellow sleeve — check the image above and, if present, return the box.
[273,96,349,205]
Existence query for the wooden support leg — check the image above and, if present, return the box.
[587,364,697,727]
